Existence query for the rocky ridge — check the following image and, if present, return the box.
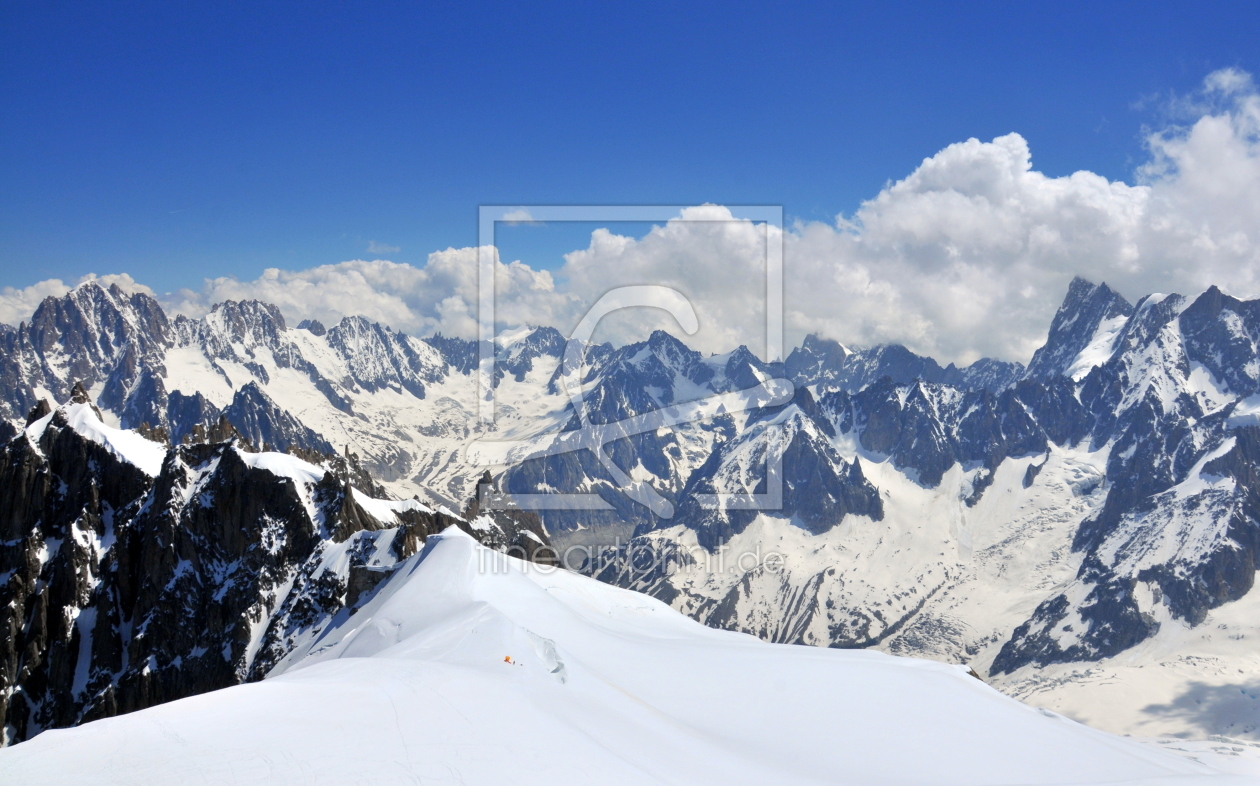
[0,393,551,745]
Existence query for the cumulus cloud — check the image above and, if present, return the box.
[0,279,71,326]
[500,208,544,226]
[165,251,579,339]
[557,205,783,356]
[8,69,1260,365]
[784,134,1153,363]
[770,66,1260,364]
[506,66,1260,364]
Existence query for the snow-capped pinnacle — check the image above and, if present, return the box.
[1025,276,1134,380]
[204,299,288,351]
[30,398,168,476]
[784,333,850,385]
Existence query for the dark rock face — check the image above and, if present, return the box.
[165,390,221,444]
[784,334,849,386]
[496,326,566,383]
[325,316,445,398]
[1179,286,1260,398]
[221,383,333,454]
[1024,276,1133,380]
[0,407,555,746]
[666,386,884,550]
[462,472,557,564]
[0,283,173,422]
[421,333,481,376]
[785,333,1023,394]
[942,356,1027,394]
[818,378,1059,494]
[0,410,159,743]
[296,319,326,337]
[0,290,365,453]
[791,341,946,392]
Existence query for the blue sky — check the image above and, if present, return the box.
[2,1,1257,297]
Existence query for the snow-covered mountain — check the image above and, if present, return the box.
[0,389,551,745]
[6,275,1260,744]
[584,278,1260,739]
[0,282,568,506]
[0,528,1249,784]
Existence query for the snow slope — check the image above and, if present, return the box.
[0,528,1247,785]
[26,402,167,476]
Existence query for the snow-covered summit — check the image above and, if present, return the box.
[0,528,1239,785]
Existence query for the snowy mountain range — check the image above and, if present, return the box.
[3,527,1251,785]
[4,275,1260,745]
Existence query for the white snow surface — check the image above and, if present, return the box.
[1067,313,1129,380]
[0,528,1248,785]
[351,490,434,524]
[55,402,167,476]
[233,448,326,487]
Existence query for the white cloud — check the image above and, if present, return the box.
[366,240,400,255]
[540,69,1260,364]
[500,208,543,226]
[556,205,784,356]
[9,69,1260,366]
[0,279,71,326]
[165,251,578,339]
[782,134,1155,363]
[776,67,1260,364]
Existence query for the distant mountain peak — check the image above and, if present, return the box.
[1024,277,1134,380]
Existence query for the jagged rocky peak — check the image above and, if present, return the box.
[845,344,950,389]
[1024,276,1134,380]
[786,332,1023,393]
[421,332,481,375]
[1178,284,1260,397]
[784,333,848,386]
[710,344,779,392]
[203,299,288,350]
[324,315,446,397]
[0,281,172,420]
[24,398,52,425]
[181,413,254,449]
[295,318,326,336]
[461,470,557,564]
[67,380,105,420]
[495,325,567,382]
[645,328,701,366]
[0,392,564,746]
[221,382,333,454]
[661,384,883,550]
[940,356,1026,393]
[611,329,714,393]
[68,380,91,405]
[28,280,172,356]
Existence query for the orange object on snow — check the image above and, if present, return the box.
[504,656,511,663]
